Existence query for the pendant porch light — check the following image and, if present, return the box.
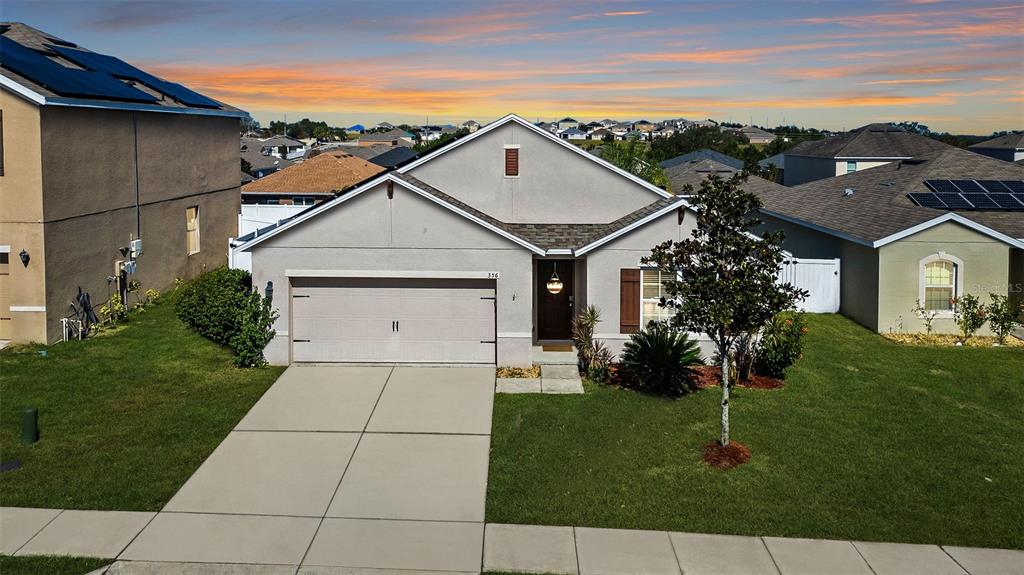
[546,261,564,294]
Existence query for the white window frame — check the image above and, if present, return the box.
[846,160,857,174]
[919,252,963,316]
[503,144,520,178]
[639,268,677,326]
[186,206,201,255]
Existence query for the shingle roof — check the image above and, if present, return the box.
[759,147,1024,242]
[258,135,304,149]
[660,149,744,170]
[241,140,293,172]
[663,159,789,199]
[369,146,417,168]
[241,151,384,195]
[785,123,950,159]
[361,128,414,142]
[969,133,1024,150]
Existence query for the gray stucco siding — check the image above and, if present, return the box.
[407,122,663,223]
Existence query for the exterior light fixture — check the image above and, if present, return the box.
[19,249,30,267]
[546,262,564,294]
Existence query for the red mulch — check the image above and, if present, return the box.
[693,365,784,390]
[703,441,751,469]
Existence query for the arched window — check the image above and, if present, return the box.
[919,253,963,312]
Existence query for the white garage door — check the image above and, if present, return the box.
[290,277,496,364]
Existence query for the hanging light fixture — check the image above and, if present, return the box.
[546,261,564,294]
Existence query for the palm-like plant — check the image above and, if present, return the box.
[621,321,703,396]
[571,305,602,372]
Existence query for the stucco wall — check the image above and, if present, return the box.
[878,221,1009,335]
[1010,248,1024,316]
[407,121,664,223]
[0,90,47,342]
[247,183,535,366]
[840,240,880,332]
[757,213,843,259]
[783,155,842,186]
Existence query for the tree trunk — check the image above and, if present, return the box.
[720,347,730,446]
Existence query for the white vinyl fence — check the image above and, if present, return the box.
[778,258,840,313]
[229,205,310,273]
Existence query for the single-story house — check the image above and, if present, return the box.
[360,128,414,147]
[783,123,949,186]
[242,137,293,178]
[560,127,588,140]
[233,113,711,366]
[754,149,1023,335]
[556,117,579,131]
[969,133,1024,163]
[241,151,384,206]
[257,135,307,160]
[588,128,618,140]
[739,126,775,145]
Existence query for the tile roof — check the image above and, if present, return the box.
[785,123,950,159]
[241,151,384,195]
[760,147,1024,242]
[969,133,1024,150]
[660,149,744,170]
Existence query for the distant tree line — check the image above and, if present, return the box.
[266,118,348,141]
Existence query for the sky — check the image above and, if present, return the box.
[3,0,1022,134]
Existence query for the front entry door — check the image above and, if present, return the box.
[537,260,574,340]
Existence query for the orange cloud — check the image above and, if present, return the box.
[861,78,961,85]
[620,41,866,64]
[603,11,650,16]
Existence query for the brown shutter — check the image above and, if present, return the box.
[620,268,640,334]
[504,148,519,176]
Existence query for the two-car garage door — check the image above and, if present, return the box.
[290,277,496,364]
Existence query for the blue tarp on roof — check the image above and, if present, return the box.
[348,124,366,132]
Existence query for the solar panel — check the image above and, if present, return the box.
[923,180,960,194]
[961,194,999,209]
[935,192,972,209]
[977,180,1013,193]
[1002,181,1024,193]
[951,180,985,193]
[0,37,157,103]
[908,193,947,208]
[1013,193,1024,205]
[50,46,222,109]
[988,194,1024,209]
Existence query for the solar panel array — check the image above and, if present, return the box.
[0,37,222,109]
[908,180,1024,211]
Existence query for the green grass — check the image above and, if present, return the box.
[0,298,284,511]
[0,555,109,575]
[487,314,1024,549]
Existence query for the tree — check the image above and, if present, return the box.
[598,139,668,188]
[645,172,806,446]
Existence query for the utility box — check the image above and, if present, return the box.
[130,238,143,258]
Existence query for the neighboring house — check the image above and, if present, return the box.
[242,137,293,178]
[368,146,417,169]
[969,133,1024,163]
[598,118,618,127]
[374,122,395,130]
[759,153,785,183]
[232,113,706,366]
[241,171,255,185]
[462,120,480,132]
[660,148,744,170]
[739,126,775,144]
[0,22,246,344]
[560,127,588,140]
[651,126,677,138]
[330,143,392,161]
[588,128,618,140]
[754,148,1023,335]
[783,123,949,186]
[536,122,557,133]
[240,150,384,206]
[556,117,579,131]
[663,158,749,196]
[609,122,632,136]
[258,135,306,160]
[633,120,655,132]
[360,128,414,147]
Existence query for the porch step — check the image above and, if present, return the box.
[540,364,580,379]
[532,347,578,365]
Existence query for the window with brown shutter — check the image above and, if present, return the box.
[504,147,519,177]
[619,268,640,333]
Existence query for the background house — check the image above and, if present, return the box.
[256,135,307,160]
[242,137,293,178]
[241,150,384,206]
[0,22,247,343]
[361,128,414,147]
[969,133,1024,163]
[739,126,775,144]
[660,149,744,171]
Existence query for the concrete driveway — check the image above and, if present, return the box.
[120,365,495,571]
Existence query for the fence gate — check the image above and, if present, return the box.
[778,258,840,313]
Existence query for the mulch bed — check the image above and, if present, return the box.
[693,365,784,390]
[703,441,751,469]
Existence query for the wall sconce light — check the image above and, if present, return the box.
[19,249,30,267]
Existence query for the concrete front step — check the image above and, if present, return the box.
[532,347,578,365]
[540,364,580,379]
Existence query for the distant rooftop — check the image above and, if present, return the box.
[785,123,948,159]
[970,133,1024,151]
[660,148,744,170]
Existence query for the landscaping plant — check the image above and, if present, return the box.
[951,294,987,344]
[175,267,252,346]
[986,293,1022,345]
[98,293,126,326]
[645,171,806,447]
[571,305,602,374]
[587,340,614,384]
[753,311,808,378]
[620,321,703,396]
[911,299,939,335]
[229,290,278,367]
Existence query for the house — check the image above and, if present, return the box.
[739,126,775,145]
[536,122,558,133]
[598,118,618,127]
[754,148,1023,335]
[559,127,588,140]
[556,117,579,131]
[327,143,391,161]
[651,126,677,138]
[367,146,417,169]
[0,22,247,344]
[633,120,655,132]
[374,122,395,130]
[783,123,949,186]
[969,133,1024,163]
[609,122,633,136]
[231,113,707,366]
[241,150,384,206]
[360,128,415,147]
[258,135,307,160]
[660,149,744,170]
[462,120,480,132]
[587,128,618,141]
[242,138,293,178]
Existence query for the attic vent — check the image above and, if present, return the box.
[843,188,855,197]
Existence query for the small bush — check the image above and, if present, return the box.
[229,291,278,367]
[587,340,614,383]
[175,268,252,346]
[620,321,703,396]
[753,311,808,379]
[952,294,987,344]
[986,294,1022,345]
[98,293,126,325]
[571,305,601,374]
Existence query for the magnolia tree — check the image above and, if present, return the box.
[644,172,806,446]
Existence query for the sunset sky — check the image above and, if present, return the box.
[3,0,1022,134]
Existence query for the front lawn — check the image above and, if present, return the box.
[0,296,283,511]
[487,314,1024,549]
[0,555,109,575]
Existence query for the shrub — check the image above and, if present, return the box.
[229,291,278,367]
[911,299,939,334]
[98,293,126,325]
[986,294,1022,345]
[145,288,161,304]
[620,321,703,396]
[175,268,252,346]
[952,294,987,344]
[587,340,614,384]
[571,305,601,374]
[753,311,808,379]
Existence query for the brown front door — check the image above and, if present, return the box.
[537,260,574,340]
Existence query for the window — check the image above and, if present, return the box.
[923,260,956,311]
[185,206,200,255]
[504,146,520,177]
[641,269,674,324]
[846,160,857,174]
